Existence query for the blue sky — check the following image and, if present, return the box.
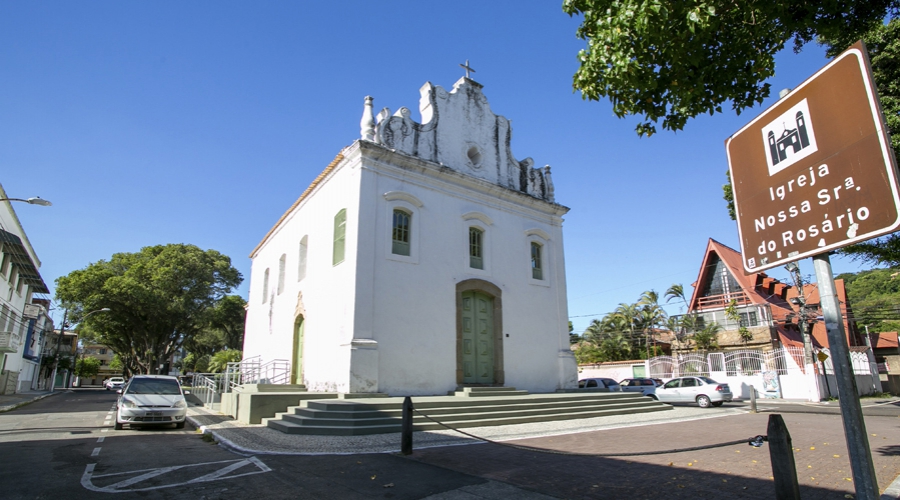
[1,2,873,332]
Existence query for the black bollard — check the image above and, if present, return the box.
[767,414,801,499]
[401,396,413,455]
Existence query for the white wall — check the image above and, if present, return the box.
[244,154,363,393]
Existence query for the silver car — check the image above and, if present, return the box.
[654,376,733,408]
[115,375,188,430]
[619,378,659,396]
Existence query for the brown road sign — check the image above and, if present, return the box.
[726,41,900,273]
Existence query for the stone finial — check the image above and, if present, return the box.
[543,165,555,202]
[360,96,375,141]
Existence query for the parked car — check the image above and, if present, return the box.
[654,376,733,408]
[115,375,188,430]
[578,378,621,391]
[104,377,125,391]
[619,378,659,396]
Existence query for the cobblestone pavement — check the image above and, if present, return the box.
[410,412,900,499]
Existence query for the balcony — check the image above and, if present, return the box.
[0,331,20,353]
[695,292,751,311]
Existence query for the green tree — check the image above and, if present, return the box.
[55,244,243,375]
[838,268,900,333]
[563,0,896,136]
[208,350,243,373]
[637,290,667,358]
[569,321,580,344]
[75,356,102,379]
[692,322,722,351]
[725,299,753,343]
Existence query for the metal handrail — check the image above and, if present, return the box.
[222,357,292,392]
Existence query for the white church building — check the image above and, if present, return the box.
[243,72,577,396]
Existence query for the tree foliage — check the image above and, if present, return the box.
[837,268,900,333]
[208,349,243,373]
[55,244,242,375]
[563,0,897,136]
[75,356,102,378]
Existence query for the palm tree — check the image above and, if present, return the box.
[692,322,721,351]
[613,302,641,352]
[638,290,667,358]
[664,284,688,311]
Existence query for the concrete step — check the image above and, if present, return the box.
[265,392,670,435]
[266,402,671,436]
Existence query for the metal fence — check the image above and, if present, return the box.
[190,356,291,408]
[649,347,809,379]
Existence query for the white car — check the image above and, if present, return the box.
[115,375,188,430]
[654,376,733,408]
[104,377,125,391]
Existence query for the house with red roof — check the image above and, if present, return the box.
[674,239,862,353]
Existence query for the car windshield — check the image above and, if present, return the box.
[126,378,182,395]
[698,377,719,385]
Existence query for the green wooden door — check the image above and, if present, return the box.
[461,291,494,384]
[291,316,304,385]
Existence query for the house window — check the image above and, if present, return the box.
[298,236,308,281]
[262,268,270,303]
[277,254,286,295]
[739,312,759,328]
[333,209,346,266]
[0,253,9,277]
[100,348,107,355]
[531,242,543,280]
[0,304,8,332]
[392,209,411,256]
[469,227,483,269]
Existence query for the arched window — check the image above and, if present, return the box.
[298,236,308,281]
[262,268,270,303]
[469,227,484,269]
[392,209,411,256]
[333,209,346,266]
[531,242,543,280]
[277,254,286,295]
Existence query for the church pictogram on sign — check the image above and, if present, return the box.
[761,98,818,176]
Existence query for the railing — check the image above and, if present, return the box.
[695,292,751,310]
[190,372,225,408]
[223,356,291,392]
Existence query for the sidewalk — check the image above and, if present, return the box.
[0,389,59,412]
[187,402,900,499]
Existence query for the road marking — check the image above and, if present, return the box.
[91,448,101,457]
[81,457,271,493]
[101,429,108,433]
[97,437,105,443]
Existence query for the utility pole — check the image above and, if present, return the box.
[785,262,820,402]
[48,309,67,392]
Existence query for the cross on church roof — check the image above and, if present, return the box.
[459,59,475,79]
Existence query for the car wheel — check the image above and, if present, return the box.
[712,402,724,407]
[697,395,712,408]
[176,422,185,429]
[114,420,122,430]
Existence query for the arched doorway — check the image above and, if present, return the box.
[456,279,504,386]
[291,315,304,385]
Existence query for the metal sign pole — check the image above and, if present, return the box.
[812,253,878,499]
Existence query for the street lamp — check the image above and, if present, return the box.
[49,307,111,391]
[0,197,52,206]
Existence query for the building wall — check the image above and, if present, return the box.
[244,154,362,392]
[356,148,571,395]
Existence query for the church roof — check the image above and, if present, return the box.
[249,152,345,258]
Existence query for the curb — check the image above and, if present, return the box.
[883,473,900,500]
[0,392,59,413]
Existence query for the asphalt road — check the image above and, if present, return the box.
[0,389,530,500]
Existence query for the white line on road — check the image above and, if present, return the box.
[97,437,105,443]
[91,447,101,457]
[81,457,271,493]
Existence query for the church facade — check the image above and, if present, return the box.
[243,75,577,396]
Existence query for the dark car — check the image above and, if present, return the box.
[578,378,621,391]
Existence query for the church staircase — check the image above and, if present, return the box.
[264,391,671,436]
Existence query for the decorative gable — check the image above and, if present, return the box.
[359,76,555,202]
